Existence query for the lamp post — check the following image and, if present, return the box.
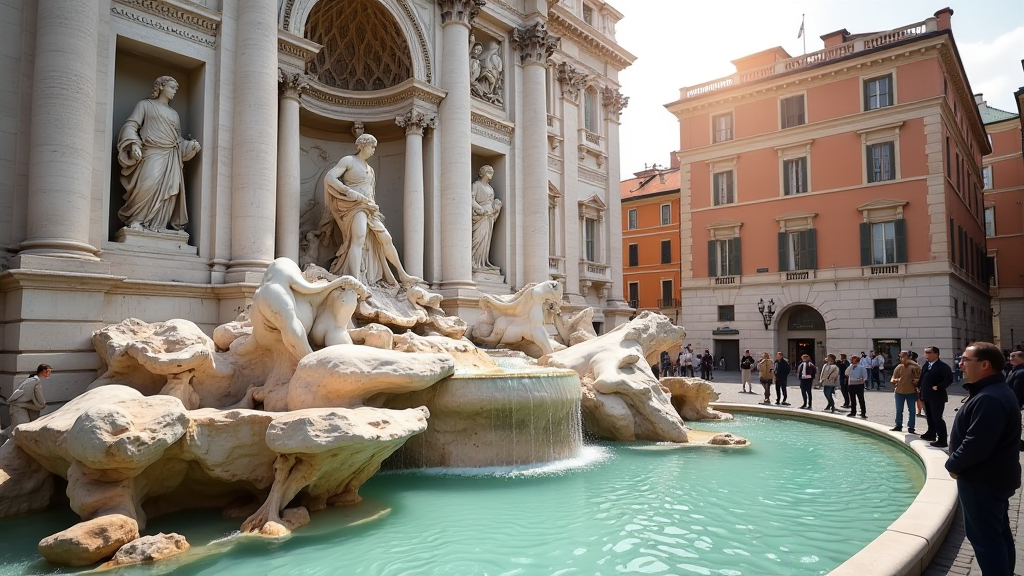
[758,298,776,330]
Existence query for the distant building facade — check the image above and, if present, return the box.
[620,161,682,315]
[980,93,1024,351]
[665,9,992,366]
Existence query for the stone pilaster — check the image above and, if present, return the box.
[396,110,437,279]
[513,23,560,283]
[276,69,308,262]
[602,87,629,312]
[436,0,484,290]
[228,0,279,281]
[20,1,100,260]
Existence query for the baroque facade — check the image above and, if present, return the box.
[0,0,634,403]
[665,9,993,367]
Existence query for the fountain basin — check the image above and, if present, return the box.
[382,367,583,468]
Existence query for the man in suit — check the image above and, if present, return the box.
[773,352,791,406]
[945,342,1021,576]
[796,354,816,410]
[918,346,954,448]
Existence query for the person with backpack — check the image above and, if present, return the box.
[757,353,774,405]
[2,364,50,440]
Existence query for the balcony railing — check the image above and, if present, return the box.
[628,300,638,309]
[869,264,900,276]
[714,276,736,285]
[548,256,565,275]
[658,298,681,308]
[679,18,937,100]
[580,260,612,281]
[785,270,810,281]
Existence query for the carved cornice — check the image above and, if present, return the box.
[547,8,635,70]
[556,62,589,101]
[471,111,514,145]
[396,110,438,135]
[278,30,322,69]
[278,69,310,99]
[601,86,629,118]
[305,79,445,109]
[438,0,486,26]
[512,23,560,66]
[112,0,220,34]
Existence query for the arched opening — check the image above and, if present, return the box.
[777,304,827,364]
[305,0,414,91]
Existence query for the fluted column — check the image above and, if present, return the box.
[514,23,560,283]
[437,0,484,289]
[397,111,436,279]
[20,0,100,260]
[276,70,308,262]
[228,0,279,279]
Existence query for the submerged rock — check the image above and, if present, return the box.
[37,514,139,566]
[105,532,190,566]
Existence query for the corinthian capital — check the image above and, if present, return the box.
[601,86,629,118]
[278,69,309,99]
[556,62,589,101]
[512,23,560,66]
[396,110,438,136]
[438,0,486,26]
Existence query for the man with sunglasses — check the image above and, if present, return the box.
[945,342,1021,576]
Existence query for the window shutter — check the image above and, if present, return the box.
[729,237,742,276]
[805,228,817,270]
[885,142,896,180]
[894,219,907,263]
[725,171,734,203]
[778,232,788,272]
[859,222,871,266]
[865,145,873,182]
[863,79,870,110]
[800,158,808,193]
[708,240,717,277]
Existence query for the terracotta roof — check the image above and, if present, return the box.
[620,169,681,200]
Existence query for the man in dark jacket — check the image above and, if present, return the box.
[945,342,1022,576]
[795,354,816,410]
[1007,350,1024,408]
[773,352,791,406]
[918,346,954,447]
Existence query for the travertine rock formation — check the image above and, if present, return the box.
[661,377,735,421]
[104,532,190,567]
[38,514,139,566]
[540,311,689,442]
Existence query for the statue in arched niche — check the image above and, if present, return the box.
[471,165,502,272]
[116,76,201,233]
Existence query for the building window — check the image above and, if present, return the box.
[984,207,995,237]
[954,297,959,317]
[983,166,993,190]
[874,298,898,319]
[712,112,733,143]
[627,243,638,267]
[778,229,817,271]
[708,237,741,277]
[863,74,893,110]
[866,142,896,183]
[584,217,597,261]
[660,204,671,225]
[713,170,734,206]
[661,239,671,264]
[783,157,808,195]
[780,94,805,129]
[987,256,997,286]
[661,280,674,307]
[945,137,951,179]
[860,219,906,265]
[718,305,735,322]
[582,3,594,25]
[627,281,639,309]
[584,88,598,133]
[627,208,638,230]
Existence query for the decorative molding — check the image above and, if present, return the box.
[278,30,322,67]
[601,86,628,118]
[547,9,636,70]
[278,69,310,100]
[512,23,560,66]
[305,80,444,109]
[471,111,515,140]
[113,0,220,34]
[396,110,438,135]
[548,155,564,173]
[556,62,589,101]
[579,166,607,186]
[438,0,486,26]
[110,5,216,48]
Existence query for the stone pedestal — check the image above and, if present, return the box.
[114,228,198,256]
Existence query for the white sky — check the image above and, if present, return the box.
[615,0,1024,176]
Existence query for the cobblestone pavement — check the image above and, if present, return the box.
[688,369,1023,575]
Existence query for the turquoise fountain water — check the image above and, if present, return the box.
[0,414,922,576]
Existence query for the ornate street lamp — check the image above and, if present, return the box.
[758,298,776,330]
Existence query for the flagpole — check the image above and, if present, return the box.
[802,14,806,55]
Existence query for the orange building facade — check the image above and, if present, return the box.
[620,163,682,325]
[980,92,1024,351]
[664,9,992,367]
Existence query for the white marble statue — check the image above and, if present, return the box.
[470,281,565,357]
[471,165,502,272]
[470,40,503,105]
[317,134,422,288]
[116,76,200,233]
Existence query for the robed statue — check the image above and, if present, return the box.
[471,165,502,272]
[116,76,200,232]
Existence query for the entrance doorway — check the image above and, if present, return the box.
[714,339,740,371]
[789,339,816,364]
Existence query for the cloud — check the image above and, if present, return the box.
[958,26,1024,113]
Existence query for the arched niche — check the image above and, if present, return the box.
[280,0,432,83]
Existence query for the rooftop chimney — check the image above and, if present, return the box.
[820,29,850,49]
[974,94,984,106]
[934,7,953,30]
